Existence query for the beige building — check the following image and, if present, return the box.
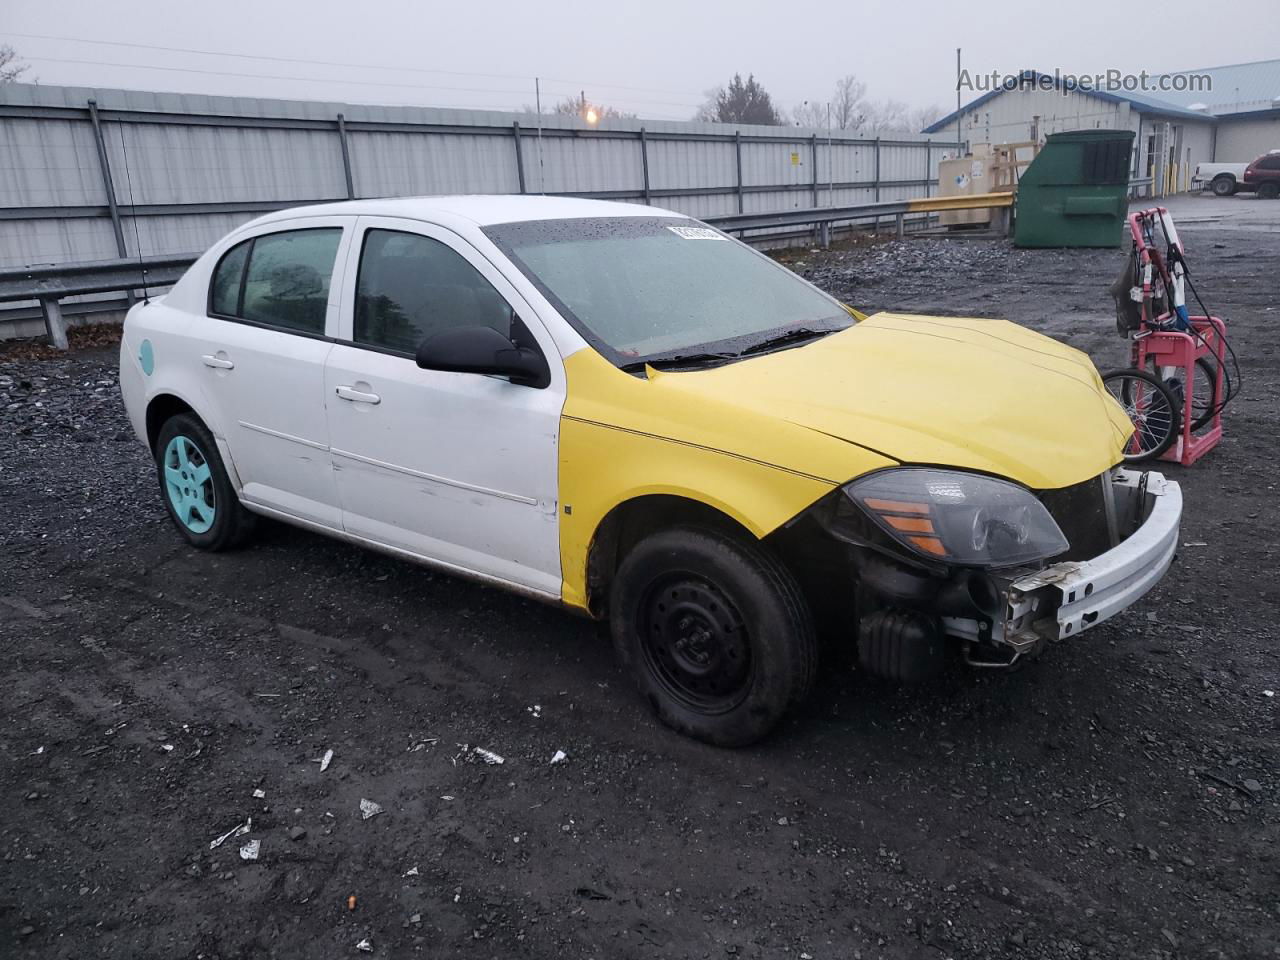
[926,61,1280,194]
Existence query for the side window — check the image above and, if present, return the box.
[210,240,250,317]
[1259,156,1280,171]
[208,228,342,335]
[354,229,513,354]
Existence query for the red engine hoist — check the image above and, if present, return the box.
[1102,207,1236,466]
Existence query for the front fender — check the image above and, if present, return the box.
[558,415,842,610]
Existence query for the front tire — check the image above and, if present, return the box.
[154,413,255,550]
[609,525,816,747]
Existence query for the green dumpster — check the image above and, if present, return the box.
[1013,130,1134,248]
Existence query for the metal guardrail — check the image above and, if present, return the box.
[0,254,197,349]
[705,191,1015,243]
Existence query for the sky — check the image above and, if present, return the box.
[2,0,1275,122]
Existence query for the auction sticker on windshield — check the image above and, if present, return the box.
[666,225,727,240]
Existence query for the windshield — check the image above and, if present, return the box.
[483,216,852,366]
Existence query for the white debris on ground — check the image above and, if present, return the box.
[252,788,266,799]
[209,818,252,850]
[355,937,373,952]
[314,748,333,772]
[550,749,567,765]
[239,839,260,861]
[359,798,384,820]
[473,747,504,765]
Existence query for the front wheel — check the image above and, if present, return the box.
[1103,368,1181,462]
[154,413,256,550]
[609,526,816,747]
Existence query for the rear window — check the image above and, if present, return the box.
[208,228,342,335]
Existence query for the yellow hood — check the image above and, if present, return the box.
[569,312,1131,491]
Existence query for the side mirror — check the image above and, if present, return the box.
[415,325,550,389]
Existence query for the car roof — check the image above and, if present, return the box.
[248,194,685,228]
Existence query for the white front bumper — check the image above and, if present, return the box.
[1007,469,1182,643]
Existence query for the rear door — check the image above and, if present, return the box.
[194,218,352,527]
[322,216,564,596]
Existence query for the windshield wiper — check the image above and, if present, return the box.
[737,327,830,356]
[619,351,738,373]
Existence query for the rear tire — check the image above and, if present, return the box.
[609,525,816,747]
[154,413,256,550]
[1259,182,1280,200]
[1211,176,1235,197]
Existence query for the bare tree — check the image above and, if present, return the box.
[1,45,31,83]
[860,98,911,133]
[831,75,868,130]
[909,104,945,132]
[695,74,783,125]
[790,75,869,131]
[550,92,635,121]
[789,100,829,129]
[858,99,946,134]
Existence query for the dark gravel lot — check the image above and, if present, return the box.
[2,200,1278,959]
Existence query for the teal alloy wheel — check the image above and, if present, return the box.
[162,435,216,534]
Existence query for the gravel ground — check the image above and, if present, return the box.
[2,199,1278,959]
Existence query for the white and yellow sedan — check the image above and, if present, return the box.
[119,196,1180,745]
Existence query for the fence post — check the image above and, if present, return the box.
[895,212,904,240]
[639,127,651,204]
[41,297,68,350]
[86,99,135,310]
[86,100,129,260]
[734,131,744,214]
[512,122,527,194]
[336,114,356,199]
[874,137,881,202]
[924,139,932,198]
[810,134,819,207]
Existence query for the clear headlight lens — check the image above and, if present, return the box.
[845,468,1068,567]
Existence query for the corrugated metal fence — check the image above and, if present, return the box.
[0,83,958,336]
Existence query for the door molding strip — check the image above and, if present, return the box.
[330,446,538,505]
[238,420,329,452]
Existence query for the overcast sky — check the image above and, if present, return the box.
[3,0,1273,121]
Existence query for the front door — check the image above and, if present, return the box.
[323,217,564,596]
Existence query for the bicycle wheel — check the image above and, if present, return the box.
[1129,356,1218,432]
[1190,356,1219,431]
[1102,368,1181,462]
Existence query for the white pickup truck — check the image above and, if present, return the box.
[1193,161,1249,196]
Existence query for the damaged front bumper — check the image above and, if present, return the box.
[943,468,1182,654]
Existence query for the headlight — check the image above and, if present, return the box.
[844,468,1068,568]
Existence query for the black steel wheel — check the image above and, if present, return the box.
[609,525,816,747]
[1103,368,1181,462]
[637,575,753,715]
